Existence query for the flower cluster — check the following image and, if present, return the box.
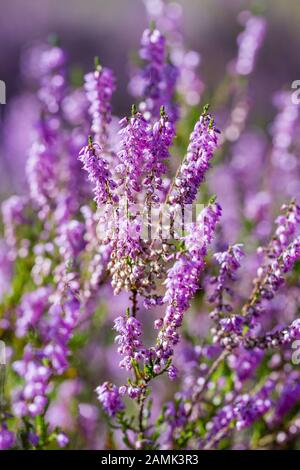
[129,27,178,121]
[95,382,124,417]
[156,202,222,365]
[170,109,219,205]
[84,62,115,145]
[235,12,267,76]
[114,313,144,370]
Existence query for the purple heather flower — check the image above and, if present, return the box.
[12,355,51,418]
[117,110,150,201]
[84,64,115,145]
[44,294,81,374]
[170,111,219,205]
[164,398,187,444]
[156,202,222,366]
[270,92,300,204]
[244,317,300,350]
[270,201,300,257]
[228,347,263,381]
[56,433,69,448]
[22,43,65,83]
[214,244,244,275]
[167,364,178,380]
[96,382,124,417]
[274,372,300,421]
[140,27,165,65]
[219,316,245,335]
[129,27,178,121]
[62,88,89,126]
[26,140,56,215]
[210,244,244,302]
[243,215,300,324]
[173,50,203,107]
[16,286,52,338]
[204,378,275,448]
[143,0,204,107]
[234,12,266,76]
[0,426,15,450]
[1,195,27,259]
[128,386,142,399]
[28,431,39,447]
[13,291,82,420]
[261,236,300,301]
[36,45,66,114]
[235,379,275,431]
[113,314,143,370]
[56,220,86,261]
[209,244,244,327]
[144,109,175,199]
[78,140,117,207]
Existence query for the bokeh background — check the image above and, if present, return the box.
[1,0,300,195]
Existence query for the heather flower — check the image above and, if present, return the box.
[144,108,175,198]
[113,313,143,370]
[228,348,263,381]
[209,244,244,315]
[84,62,115,145]
[0,425,15,450]
[26,140,56,215]
[128,385,142,399]
[1,195,27,260]
[164,398,188,444]
[270,200,300,258]
[116,109,150,200]
[96,382,124,417]
[129,27,178,121]
[16,286,52,338]
[44,293,81,374]
[170,109,219,205]
[62,88,89,126]
[140,27,165,65]
[56,433,69,448]
[36,45,66,114]
[156,202,222,365]
[273,372,300,422]
[244,317,300,350]
[234,12,266,76]
[270,92,299,204]
[143,0,204,107]
[56,220,86,261]
[254,236,300,316]
[78,139,117,206]
[167,364,178,380]
[12,355,51,418]
[203,378,275,448]
[242,205,300,324]
[235,382,274,431]
[28,431,39,447]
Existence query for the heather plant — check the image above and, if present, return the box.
[1,0,300,451]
